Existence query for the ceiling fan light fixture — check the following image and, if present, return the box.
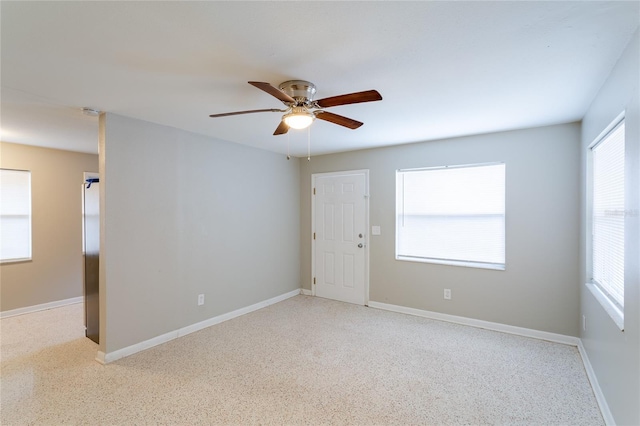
[283,107,315,130]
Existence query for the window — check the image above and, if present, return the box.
[0,169,32,262]
[396,163,505,270]
[589,118,625,328]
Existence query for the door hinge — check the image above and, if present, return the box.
[313,187,316,195]
[313,277,316,285]
[313,232,316,240]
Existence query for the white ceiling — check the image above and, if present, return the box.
[1,1,638,157]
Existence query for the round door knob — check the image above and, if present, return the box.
[358,243,363,248]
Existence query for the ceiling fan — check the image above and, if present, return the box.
[209,80,382,135]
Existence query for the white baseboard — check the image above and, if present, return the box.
[98,289,301,364]
[177,289,300,337]
[0,296,83,319]
[367,300,580,346]
[300,288,312,296]
[578,340,615,425]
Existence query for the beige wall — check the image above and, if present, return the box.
[99,114,301,355]
[580,30,639,426]
[300,123,581,336]
[0,142,98,311]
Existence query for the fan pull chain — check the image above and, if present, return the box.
[286,132,291,160]
[307,126,311,161]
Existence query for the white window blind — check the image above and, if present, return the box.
[592,120,625,309]
[396,163,505,269]
[0,169,32,262]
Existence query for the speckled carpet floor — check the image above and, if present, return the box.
[1,295,603,425]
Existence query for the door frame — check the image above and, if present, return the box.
[311,169,370,305]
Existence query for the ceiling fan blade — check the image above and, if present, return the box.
[314,111,363,129]
[273,121,289,135]
[315,90,382,108]
[248,81,296,104]
[209,108,284,118]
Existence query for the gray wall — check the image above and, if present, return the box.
[0,142,98,312]
[580,30,639,426]
[99,114,300,355]
[301,123,581,336]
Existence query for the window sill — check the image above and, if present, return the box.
[0,258,32,265]
[396,255,505,271]
[586,282,624,331]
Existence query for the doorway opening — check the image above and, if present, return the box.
[82,172,99,343]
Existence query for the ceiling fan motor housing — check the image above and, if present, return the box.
[278,80,317,105]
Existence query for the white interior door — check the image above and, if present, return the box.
[313,170,368,305]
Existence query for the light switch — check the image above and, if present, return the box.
[372,226,381,235]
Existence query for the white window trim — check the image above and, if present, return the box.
[396,255,505,271]
[585,282,624,331]
[586,112,625,331]
[395,162,506,271]
[0,257,32,265]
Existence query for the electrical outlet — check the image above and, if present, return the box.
[583,315,586,331]
[444,289,452,300]
[198,294,205,306]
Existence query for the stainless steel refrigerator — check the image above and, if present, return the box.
[83,178,99,344]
